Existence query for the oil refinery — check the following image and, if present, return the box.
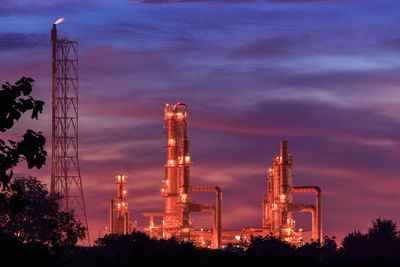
[107,103,322,248]
[49,21,322,249]
[109,175,135,235]
[141,103,222,249]
[263,140,322,244]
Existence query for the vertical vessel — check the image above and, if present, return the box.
[263,141,322,243]
[110,174,133,234]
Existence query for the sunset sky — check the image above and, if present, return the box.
[1,0,400,243]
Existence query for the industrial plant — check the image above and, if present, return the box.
[141,103,222,248]
[263,140,322,244]
[109,175,135,235]
[106,102,322,248]
[50,20,322,249]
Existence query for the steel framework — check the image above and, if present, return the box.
[51,23,90,245]
[143,103,222,249]
[110,174,134,235]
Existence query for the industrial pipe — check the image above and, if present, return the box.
[289,203,317,241]
[110,199,114,234]
[189,186,222,249]
[291,186,322,241]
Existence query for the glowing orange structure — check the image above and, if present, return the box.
[139,106,322,248]
[263,141,322,243]
[110,174,134,234]
[143,103,222,249]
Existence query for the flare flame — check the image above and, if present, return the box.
[54,18,64,25]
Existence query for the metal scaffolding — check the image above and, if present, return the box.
[50,22,90,245]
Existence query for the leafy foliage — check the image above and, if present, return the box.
[246,235,296,256]
[0,77,46,203]
[0,177,86,247]
[341,218,400,261]
[95,232,195,253]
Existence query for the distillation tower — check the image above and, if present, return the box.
[263,140,322,243]
[143,103,222,249]
[50,19,90,243]
[110,174,134,234]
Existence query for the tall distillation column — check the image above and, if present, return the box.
[143,103,222,249]
[264,140,295,240]
[50,19,90,244]
[162,103,191,241]
[110,174,133,235]
[264,140,322,243]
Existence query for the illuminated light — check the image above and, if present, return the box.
[54,18,64,24]
[272,203,278,209]
[168,139,176,146]
[181,193,187,202]
[117,203,121,208]
[235,236,241,241]
[117,175,121,182]
[164,111,174,120]
[161,188,168,196]
[280,194,286,202]
[123,190,127,195]
[168,159,175,166]
[175,112,184,120]
[184,156,190,164]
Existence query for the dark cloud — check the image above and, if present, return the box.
[0,33,48,50]
[229,36,302,59]
[131,0,343,4]
[272,0,343,4]
[131,0,258,5]
[383,37,400,51]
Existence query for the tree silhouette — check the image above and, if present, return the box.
[367,217,399,259]
[341,230,368,260]
[0,77,46,213]
[341,218,400,261]
[245,235,295,256]
[0,177,86,247]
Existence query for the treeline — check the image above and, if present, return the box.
[2,220,400,267]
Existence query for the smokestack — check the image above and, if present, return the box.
[280,140,290,194]
[280,140,289,164]
[51,24,57,41]
[50,23,56,194]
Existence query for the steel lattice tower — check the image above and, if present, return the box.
[51,21,90,245]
